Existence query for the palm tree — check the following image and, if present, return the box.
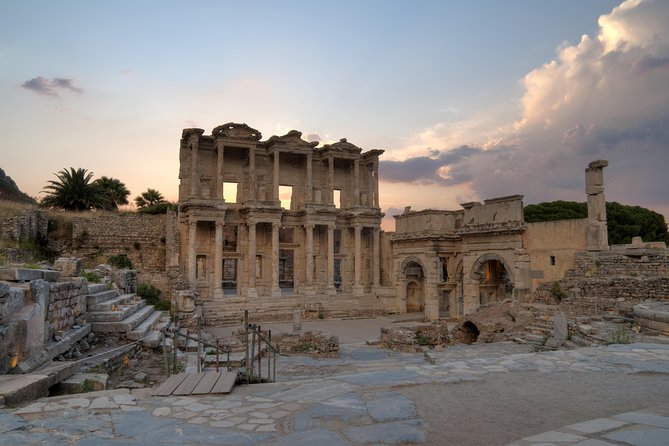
[40,167,105,211]
[134,188,165,208]
[94,176,130,210]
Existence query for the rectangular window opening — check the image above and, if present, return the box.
[333,189,341,208]
[224,182,238,203]
[279,185,293,209]
[549,255,556,266]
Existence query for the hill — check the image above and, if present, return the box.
[0,168,37,205]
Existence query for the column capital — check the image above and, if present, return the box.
[188,215,199,226]
[304,223,315,230]
[189,134,200,145]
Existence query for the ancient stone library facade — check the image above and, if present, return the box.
[166,123,625,323]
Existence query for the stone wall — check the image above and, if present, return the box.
[46,278,88,339]
[0,208,47,242]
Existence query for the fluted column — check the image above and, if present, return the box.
[373,158,380,207]
[189,135,199,197]
[373,227,380,287]
[304,224,314,296]
[271,223,281,297]
[327,224,335,295]
[353,225,363,295]
[214,221,223,291]
[188,216,197,285]
[216,140,225,199]
[247,221,258,297]
[273,150,280,202]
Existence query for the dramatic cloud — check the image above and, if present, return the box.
[384,0,669,218]
[305,133,322,143]
[21,76,83,98]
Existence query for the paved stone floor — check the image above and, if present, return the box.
[1,341,668,445]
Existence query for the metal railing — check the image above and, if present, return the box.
[244,310,279,383]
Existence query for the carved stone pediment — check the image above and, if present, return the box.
[321,138,363,155]
[212,122,262,141]
[265,130,319,149]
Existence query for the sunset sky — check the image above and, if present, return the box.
[1,0,667,230]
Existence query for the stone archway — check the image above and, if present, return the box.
[470,253,514,304]
[402,258,425,313]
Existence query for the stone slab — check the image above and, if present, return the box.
[344,419,426,444]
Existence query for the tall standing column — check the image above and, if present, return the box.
[273,150,280,202]
[247,222,258,297]
[352,225,363,295]
[328,155,334,205]
[271,223,281,297]
[327,225,335,295]
[304,224,314,296]
[372,227,380,288]
[306,152,313,203]
[373,158,380,207]
[585,160,609,251]
[188,216,198,286]
[216,140,225,199]
[248,146,255,201]
[214,221,223,293]
[353,159,360,206]
[190,135,199,197]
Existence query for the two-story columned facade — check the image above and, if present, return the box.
[176,123,389,323]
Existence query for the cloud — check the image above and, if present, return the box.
[21,76,84,98]
[305,133,322,142]
[383,0,669,217]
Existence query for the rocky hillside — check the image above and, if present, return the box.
[0,167,37,204]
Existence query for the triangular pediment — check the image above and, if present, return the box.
[212,123,262,141]
[265,130,319,150]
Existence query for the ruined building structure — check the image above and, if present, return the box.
[390,160,610,321]
[174,123,391,323]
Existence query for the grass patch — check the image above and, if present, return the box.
[607,325,633,345]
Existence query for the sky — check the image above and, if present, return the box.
[1,0,667,231]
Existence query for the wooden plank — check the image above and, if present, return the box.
[173,372,206,396]
[211,371,237,394]
[191,372,222,395]
[153,373,188,396]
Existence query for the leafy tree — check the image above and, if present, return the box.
[524,200,669,244]
[40,168,106,211]
[134,188,165,208]
[94,176,130,210]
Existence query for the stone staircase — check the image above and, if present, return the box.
[85,284,168,347]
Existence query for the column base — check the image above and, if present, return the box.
[246,287,258,298]
[327,286,337,297]
[303,286,315,298]
[213,289,224,299]
[352,285,364,296]
[271,287,282,298]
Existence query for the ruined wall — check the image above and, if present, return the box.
[0,207,47,242]
[46,279,88,339]
[523,219,589,289]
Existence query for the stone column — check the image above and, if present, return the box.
[327,225,336,296]
[585,160,609,251]
[372,227,380,287]
[216,140,225,200]
[352,225,363,295]
[248,146,255,201]
[247,221,258,298]
[304,224,315,296]
[214,221,223,294]
[188,216,198,286]
[328,155,334,205]
[273,150,280,202]
[271,223,281,297]
[353,159,360,206]
[306,152,313,203]
[189,135,199,197]
[373,158,380,207]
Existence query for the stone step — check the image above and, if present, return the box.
[523,333,547,346]
[127,310,163,341]
[86,290,119,306]
[89,293,137,312]
[91,305,155,333]
[87,283,108,294]
[87,300,146,322]
[141,330,164,349]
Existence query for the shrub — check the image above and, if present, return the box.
[137,283,170,311]
[550,281,566,301]
[81,271,100,283]
[109,254,133,269]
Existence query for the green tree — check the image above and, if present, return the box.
[94,176,130,210]
[134,188,165,208]
[524,200,669,244]
[40,167,105,211]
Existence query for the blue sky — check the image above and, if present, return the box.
[2,0,667,230]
